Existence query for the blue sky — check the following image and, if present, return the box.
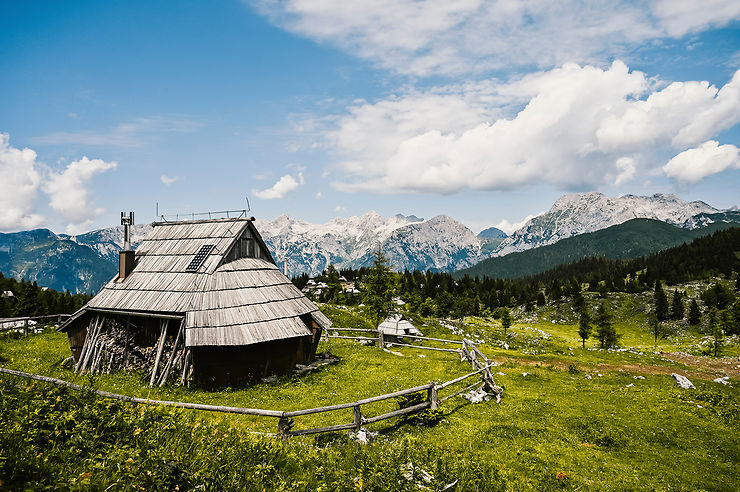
[1,1,739,234]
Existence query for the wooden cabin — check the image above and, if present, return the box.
[60,217,331,386]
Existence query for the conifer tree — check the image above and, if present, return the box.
[708,308,724,357]
[501,307,512,336]
[670,290,684,320]
[654,280,669,322]
[363,248,397,327]
[578,306,591,348]
[595,301,619,348]
[688,299,702,326]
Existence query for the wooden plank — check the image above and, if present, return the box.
[437,363,494,389]
[283,383,434,418]
[328,327,378,333]
[364,401,430,424]
[149,320,169,386]
[288,422,357,436]
[399,334,464,344]
[385,343,461,353]
[439,380,482,403]
[158,318,186,387]
[0,366,284,417]
[326,335,378,341]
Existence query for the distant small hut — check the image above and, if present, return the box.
[60,214,331,386]
[378,314,422,338]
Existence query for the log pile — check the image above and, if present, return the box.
[74,316,191,386]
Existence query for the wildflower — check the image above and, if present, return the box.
[556,472,569,480]
[125,458,134,465]
[133,427,142,436]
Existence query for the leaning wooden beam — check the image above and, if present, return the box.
[283,383,434,418]
[179,349,191,385]
[78,316,102,373]
[437,363,495,389]
[439,380,483,404]
[0,366,284,417]
[149,320,169,386]
[158,318,186,387]
[75,316,97,373]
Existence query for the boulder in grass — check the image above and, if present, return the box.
[713,376,730,385]
[671,373,695,389]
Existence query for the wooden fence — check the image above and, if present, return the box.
[327,327,465,353]
[0,322,502,436]
[0,357,495,437]
[0,314,71,335]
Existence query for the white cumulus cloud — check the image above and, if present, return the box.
[0,133,45,231]
[663,141,740,183]
[161,175,178,185]
[253,172,304,199]
[495,214,541,235]
[43,157,118,234]
[326,63,740,193]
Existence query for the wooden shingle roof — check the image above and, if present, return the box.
[65,218,330,346]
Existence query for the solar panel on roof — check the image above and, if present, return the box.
[186,244,215,272]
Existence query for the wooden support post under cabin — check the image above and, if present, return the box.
[353,405,364,431]
[158,318,185,387]
[179,349,191,385]
[75,317,94,372]
[78,316,102,374]
[150,319,169,386]
[428,384,439,410]
[378,330,384,349]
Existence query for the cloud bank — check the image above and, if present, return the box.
[252,0,740,76]
[326,63,740,194]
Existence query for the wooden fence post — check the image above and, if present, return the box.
[23,318,28,337]
[353,405,363,431]
[378,331,384,349]
[428,384,439,410]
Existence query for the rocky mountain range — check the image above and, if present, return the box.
[0,192,738,294]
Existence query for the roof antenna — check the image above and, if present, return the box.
[245,196,251,212]
[121,211,134,251]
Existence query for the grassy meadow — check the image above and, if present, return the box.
[0,291,738,490]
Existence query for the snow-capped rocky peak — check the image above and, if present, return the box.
[493,192,720,256]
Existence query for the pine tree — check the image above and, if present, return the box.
[362,248,397,327]
[654,280,669,322]
[578,306,592,348]
[501,307,512,336]
[688,299,702,326]
[708,308,724,357]
[595,301,619,348]
[573,289,585,312]
[537,291,546,306]
[670,290,684,320]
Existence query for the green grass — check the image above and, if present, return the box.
[1,293,738,490]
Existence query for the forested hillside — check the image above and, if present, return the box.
[456,219,737,280]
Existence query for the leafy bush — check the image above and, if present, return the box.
[396,392,444,427]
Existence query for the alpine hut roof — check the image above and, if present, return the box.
[62,217,330,347]
[378,314,421,337]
